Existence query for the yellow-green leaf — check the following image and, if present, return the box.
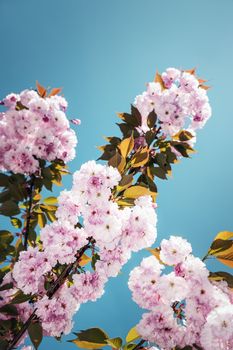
[10,217,22,229]
[172,130,194,142]
[116,198,135,207]
[45,211,56,222]
[126,327,140,343]
[124,186,156,200]
[147,247,165,265]
[37,213,46,228]
[40,204,58,212]
[52,179,62,186]
[131,147,149,168]
[213,231,233,241]
[70,328,108,349]
[118,135,134,158]
[72,340,107,349]
[107,337,122,349]
[44,197,58,205]
[208,231,233,256]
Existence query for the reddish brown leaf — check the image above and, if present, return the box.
[185,68,196,75]
[36,81,47,98]
[48,87,62,97]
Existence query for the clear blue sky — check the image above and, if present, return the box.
[1,0,233,348]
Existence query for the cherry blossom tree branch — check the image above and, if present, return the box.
[7,309,37,350]
[23,175,35,250]
[47,237,95,298]
[133,339,146,350]
[7,237,95,350]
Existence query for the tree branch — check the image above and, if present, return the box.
[7,237,95,350]
[133,339,146,350]
[24,175,35,250]
[6,309,37,350]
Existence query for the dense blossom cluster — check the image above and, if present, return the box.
[134,68,211,138]
[0,89,77,173]
[129,236,233,350]
[9,161,157,337]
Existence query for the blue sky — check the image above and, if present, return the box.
[1,0,233,348]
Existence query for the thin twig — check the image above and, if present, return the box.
[7,309,37,350]
[47,237,95,298]
[24,175,35,250]
[133,339,146,350]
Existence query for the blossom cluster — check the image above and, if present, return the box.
[128,236,233,350]
[9,161,157,337]
[134,68,211,138]
[0,89,77,174]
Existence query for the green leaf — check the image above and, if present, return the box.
[107,337,123,349]
[10,217,22,228]
[171,142,191,158]
[131,105,142,126]
[0,200,20,216]
[0,230,14,244]
[0,304,18,316]
[147,110,157,128]
[42,177,53,191]
[43,197,58,205]
[123,343,137,350]
[131,147,149,168]
[105,136,121,146]
[209,271,233,288]
[76,328,109,343]
[28,321,43,350]
[117,174,134,191]
[0,190,12,203]
[145,130,155,146]
[70,328,109,349]
[15,100,28,110]
[10,290,32,304]
[45,211,57,222]
[0,339,9,350]
[108,151,126,173]
[151,167,167,179]
[173,130,194,142]
[210,239,233,253]
[0,282,13,292]
[91,253,100,270]
[0,174,9,187]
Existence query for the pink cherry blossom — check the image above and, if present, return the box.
[0,88,77,174]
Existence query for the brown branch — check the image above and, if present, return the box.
[133,339,146,350]
[47,237,95,298]
[24,175,35,250]
[7,237,95,350]
[6,309,37,350]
